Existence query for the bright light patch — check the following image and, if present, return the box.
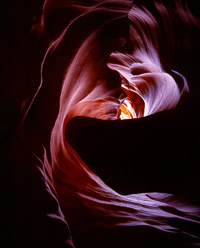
[119,99,135,120]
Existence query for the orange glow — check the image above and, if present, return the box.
[119,99,135,120]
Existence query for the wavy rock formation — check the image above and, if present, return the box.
[2,0,200,247]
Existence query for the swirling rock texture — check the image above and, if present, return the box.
[1,0,200,247]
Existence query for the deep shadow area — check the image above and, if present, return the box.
[66,87,200,201]
[72,225,199,248]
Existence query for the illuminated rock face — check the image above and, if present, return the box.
[16,0,200,247]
